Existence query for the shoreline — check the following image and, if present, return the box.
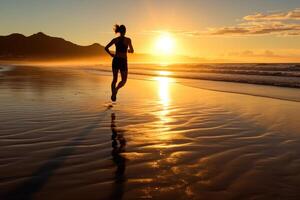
[83,66,300,102]
[2,63,300,89]
[2,64,300,102]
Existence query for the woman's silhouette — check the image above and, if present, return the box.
[105,24,134,102]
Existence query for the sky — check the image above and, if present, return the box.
[0,0,299,62]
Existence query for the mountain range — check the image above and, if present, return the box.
[0,32,207,63]
[0,32,107,61]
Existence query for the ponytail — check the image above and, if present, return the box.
[114,24,120,34]
[113,24,126,35]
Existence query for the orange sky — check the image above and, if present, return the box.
[0,0,299,62]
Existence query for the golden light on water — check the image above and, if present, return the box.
[157,70,172,76]
[153,76,174,140]
[155,70,173,107]
[155,76,172,107]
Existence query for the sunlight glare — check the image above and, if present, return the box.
[154,76,173,107]
[154,33,175,55]
[157,71,172,76]
[153,76,174,140]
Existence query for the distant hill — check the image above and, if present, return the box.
[0,32,209,63]
[0,32,106,61]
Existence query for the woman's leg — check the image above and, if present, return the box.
[115,68,128,92]
[111,67,118,93]
[111,67,119,101]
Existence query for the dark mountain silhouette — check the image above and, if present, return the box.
[0,32,106,60]
[0,32,207,63]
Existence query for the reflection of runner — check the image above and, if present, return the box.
[105,24,134,102]
[110,113,127,200]
[111,113,126,180]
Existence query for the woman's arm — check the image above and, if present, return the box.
[128,38,134,53]
[105,39,116,57]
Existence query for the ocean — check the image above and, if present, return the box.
[84,63,300,102]
[87,63,300,88]
[1,63,300,101]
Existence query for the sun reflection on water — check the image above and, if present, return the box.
[157,70,172,77]
[154,76,173,107]
[153,75,174,140]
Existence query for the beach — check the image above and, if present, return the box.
[1,66,300,200]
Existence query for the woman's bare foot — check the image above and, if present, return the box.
[111,90,117,102]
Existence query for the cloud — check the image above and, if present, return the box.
[230,50,280,58]
[147,8,300,37]
[186,8,300,37]
[244,8,300,21]
[208,21,300,36]
[156,22,300,37]
[209,8,300,36]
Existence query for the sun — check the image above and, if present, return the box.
[154,32,175,55]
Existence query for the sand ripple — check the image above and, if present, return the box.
[1,67,300,199]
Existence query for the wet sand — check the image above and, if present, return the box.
[1,66,300,200]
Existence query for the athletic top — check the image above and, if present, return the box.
[115,37,128,53]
